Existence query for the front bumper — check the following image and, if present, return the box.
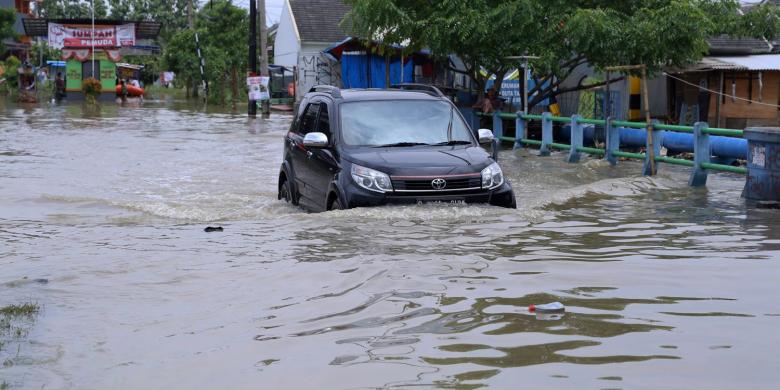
[344,181,517,209]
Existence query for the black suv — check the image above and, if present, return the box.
[277,84,516,211]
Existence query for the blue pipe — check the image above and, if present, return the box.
[560,125,746,160]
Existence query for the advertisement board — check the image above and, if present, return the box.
[48,23,136,49]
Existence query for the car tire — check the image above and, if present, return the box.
[279,179,292,203]
[329,197,343,211]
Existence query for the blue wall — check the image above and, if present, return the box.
[341,53,413,88]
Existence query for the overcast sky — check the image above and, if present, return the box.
[233,0,284,26]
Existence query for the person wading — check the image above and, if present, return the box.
[54,72,65,101]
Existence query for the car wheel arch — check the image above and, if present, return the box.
[326,181,346,210]
[279,162,300,205]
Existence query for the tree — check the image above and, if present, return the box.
[196,0,248,105]
[161,28,200,96]
[161,0,247,104]
[37,0,108,19]
[0,8,16,54]
[344,0,780,110]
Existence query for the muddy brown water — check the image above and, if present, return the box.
[1,98,779,389]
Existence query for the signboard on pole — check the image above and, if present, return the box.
[48,23,136,49]
[247,76,270,101]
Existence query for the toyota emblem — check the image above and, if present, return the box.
[431,178,447,190]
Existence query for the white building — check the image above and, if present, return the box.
[273,0,351,99]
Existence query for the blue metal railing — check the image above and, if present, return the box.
[467,109,747,187]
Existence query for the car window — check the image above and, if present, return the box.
[340,100,473,146]
[317,103,331,139]
[298,103,320,134]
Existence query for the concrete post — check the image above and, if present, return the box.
[514,112,526,150]
[540,112,552,156]
[605,117,618,165]
[743,127,780,201]
[689,122,710,186]
[567,115,582,163]
[492,111,503,141]
[643,120,664,176]
[470,109,481,135]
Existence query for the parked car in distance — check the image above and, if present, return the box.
[278,84,517,212]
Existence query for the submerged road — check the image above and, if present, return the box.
[1,99,779,389]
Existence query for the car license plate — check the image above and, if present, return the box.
[416,198,466,206]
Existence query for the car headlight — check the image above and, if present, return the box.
[351,164,393,193]
[481,162,504,189]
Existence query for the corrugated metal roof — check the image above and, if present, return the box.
[709,55,780,70]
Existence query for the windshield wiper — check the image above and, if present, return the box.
[372,142,430,148]
[431,140,473,146]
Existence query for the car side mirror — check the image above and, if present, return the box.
[478,128,494,144]
[303,132,329,148]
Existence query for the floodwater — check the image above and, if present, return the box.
[1,97,779,390]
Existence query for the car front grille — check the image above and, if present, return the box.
[391,175,482,193]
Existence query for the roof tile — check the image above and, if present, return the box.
[289,0,352,44]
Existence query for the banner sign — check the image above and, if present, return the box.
[48,23,136,49]
[247,76,270,101]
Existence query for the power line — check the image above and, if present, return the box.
[663,71,780,108]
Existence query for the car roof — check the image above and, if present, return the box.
[310,88,446,102]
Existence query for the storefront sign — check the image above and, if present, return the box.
[48,23,136,49]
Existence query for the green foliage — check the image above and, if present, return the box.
[162,0,248,104]
[29,41,62,67]
[162,28,200,89]
[37,0,108,19]
[1,56,21,92]
[0,8,16,54]
[82,77,102,105]
[0,303,40,317]
[344,0,780,109]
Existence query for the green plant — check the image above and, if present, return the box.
[1,55,21,91]
[0,303,39,317]
[82,77,102,105]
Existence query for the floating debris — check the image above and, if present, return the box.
[204,226,224,232]
[529,301,565,313]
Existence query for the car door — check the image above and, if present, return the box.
[306,101,340,210]
[289,101,320,209]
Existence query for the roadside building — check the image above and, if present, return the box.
[22,18,160,100]
[273,0,350,98]
[667,33,780,127]
[0,0,33,59]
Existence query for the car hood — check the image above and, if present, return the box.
[342,146,493,176]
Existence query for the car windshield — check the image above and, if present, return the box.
[340,100,474,147]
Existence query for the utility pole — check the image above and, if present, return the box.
[188,0,194,29]
[91,0,95,79]
[248,0,258,116]
[258,0,270,116]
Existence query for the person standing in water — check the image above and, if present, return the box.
[54,72,65,101]
[118,79,128,103]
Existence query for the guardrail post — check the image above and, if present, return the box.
[643,120,664,176]
[514,112,526,149]
[567,115,582,163]
[470,110,481,133]
[689,122,710,186]
[540,112,552,156]
[605,116,619,165]
[492,111,504,141]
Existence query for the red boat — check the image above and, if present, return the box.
[115,84,144,97]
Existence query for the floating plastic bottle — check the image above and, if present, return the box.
[529,301,565,313]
